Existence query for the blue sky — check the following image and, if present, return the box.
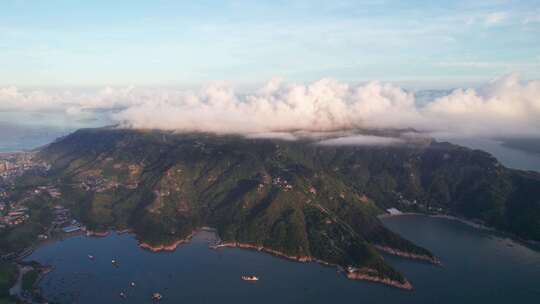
[1,0,539,88]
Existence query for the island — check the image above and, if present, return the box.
[1,127,540,302]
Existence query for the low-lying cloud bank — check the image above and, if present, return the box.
[1,74,539,143]
[317,134,406,146]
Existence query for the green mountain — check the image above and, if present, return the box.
[14,127,540,288]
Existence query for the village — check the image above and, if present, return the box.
[0,153,84,261]
[0,183,83,230]
[0,152,51,182]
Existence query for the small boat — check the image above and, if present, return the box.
[88,255,94,260]
[241,275,259,281]
[130,282,136,287]
[112,259,118,266]
[152,292,163,301]
[119,292,127,299]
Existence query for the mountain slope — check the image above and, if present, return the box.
[27,128,540,288]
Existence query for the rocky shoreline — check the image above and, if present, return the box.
[211,242,314,262]
[211,241,413,290]
[86,230,110,237]
[9,263,52,303]
[138,233,195,252]
[346,268,413,290]
[15,228,419,295]
[374,245,441,265]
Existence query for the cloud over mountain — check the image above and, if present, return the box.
[1,74,539,141]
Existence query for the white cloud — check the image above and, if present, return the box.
[484,12,508,26]
[244,132,298,141]
[110,79,424,134]
[423,73,540,137]
[317,135,405,146]
[1,74,539,143]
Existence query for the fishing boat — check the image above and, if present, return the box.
[241,275,259,281]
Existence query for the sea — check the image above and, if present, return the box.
[25,216,540,304]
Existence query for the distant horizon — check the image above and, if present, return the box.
[0,75,511,91]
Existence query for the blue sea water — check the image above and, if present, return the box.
[26,216,540,304]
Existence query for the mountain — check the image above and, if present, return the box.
[13,127,540,288]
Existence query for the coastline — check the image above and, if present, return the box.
[373,245,441,265]
[379,212,495,232]
[13,225,446,296]
[346,268,413,290]
[379,212,540,249]
[19,213,535,301]
[9,262,52,303]
[138,235,193,252]
[210,241,413,290]
[86,230,110,237]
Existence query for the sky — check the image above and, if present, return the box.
[0,0,539,146]
[1,0,540,88]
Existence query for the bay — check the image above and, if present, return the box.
[26,215,540,304]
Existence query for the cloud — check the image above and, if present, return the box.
[317,135,405,146]
[1,74,539,144]
[484,12,508,26]
[0,86,59,111]
[244,132,299,141]
[422,73,540,137]
[0,86,140,112]
[111,79,424,134]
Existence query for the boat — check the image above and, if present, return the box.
[152,292,163,301]
[112,259,119,266]
[88,255,94,260]
[130,281,136,287]
[241,275,259,281]
[119,292,126,299]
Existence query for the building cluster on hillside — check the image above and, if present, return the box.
[0,206,29,230]
[34,186,62,198]
[52,205,83,233]
[0,186,9,200]
[80,176,119,193]
[0,153,51,181]
[396,192,445,213]
[396,192,422,208]
[272,177,294,191]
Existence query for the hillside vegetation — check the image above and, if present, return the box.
[19,128,540,286]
